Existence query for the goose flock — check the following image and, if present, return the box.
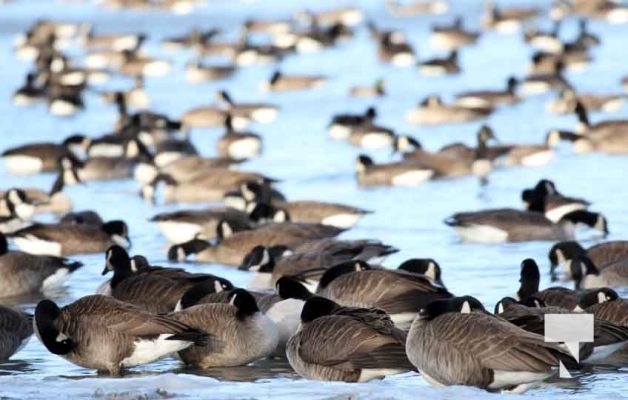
[2,0,628,397]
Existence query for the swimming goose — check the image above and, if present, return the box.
[244,19,291,35]
[59,210,104,226]
[385,0,448,16]
[519,61,572,95]
[47,84,85,117]
[516,258,581,309]
[568,101,628,152]
[134,155,242,185]
[524,21,563,53]
[455,77,519,108]
[12,72,46,106]
[170,289,278,368]
[260,200,371,228]
[418,50,461,76]
[406,296,570,393]
[430,17,479,51]
[217,115,262,159]
[522,179,590,223]
[316,260,453,329]
[286,296,413,382]
[150,207,252,243]
[260,70,327,92]
[406,95,492,125]
[347,79,385,98]
[34,295,207,375]
[117,49,171,77]
[0,176,73,216]
[101,76,151,109]
[546,89,625,115]
[242,240,397,291]
[0,189,37,233]
[11,219,130,256]
[216,90,279,124]
[355,155,434,187]
[528,50,590,74]
[179,104,226,133]
[60,155,137,182]
[445,209,607,243]
[0,306,32,361]
[571,255,628,289]
[222,181,287,211]
[549,240,628,277]
[327,107,376,140]
[482,2,539,33]
[0,232,82,298]
[81,28,145,51]
[494,297,628,365]
[185,59,235,84]
[374,30,416,67]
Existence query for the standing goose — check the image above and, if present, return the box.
[0,306,32,361]
[316,260,453,329]
[455,77,519,108]
[10,219,130,256]
[516,258,581,309]
[355,155,434,187]
[406,95,492,125]
[1,134,88,175]
[217,114,262,159]
[170,289,279,368]
[444,209,608,243]
[286,296,414,382]
[549,240,628,277]
[34,295,207,375]
[570,255,628,289]
[418,50,461,76]
[0,232,82,298]
[406,296,571,393]
[261,70,327,92]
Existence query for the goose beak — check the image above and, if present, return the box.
[101,266,109,276]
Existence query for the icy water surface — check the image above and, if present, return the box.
[1,0,628,398]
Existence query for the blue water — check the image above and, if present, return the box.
[1,0,628,398]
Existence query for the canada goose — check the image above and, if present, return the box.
[571,255,628,289]
[406,95,492,125]
[374,30,416,67]
[85,134,146,159]
[170,289,278,368]
[134,156,242,185]
[286,296,413,382]
[430,17,479,51]
[406,296,570,393]
[455,77,519,108]
[348,79,385,98]
[576,288,627,326]
[519,62,571,95]
[546,89,625,115]
[522,179,590,223]
[141,171,274,204]
[244,19,291,35]
[445,209,608,243]
[11,219,130,256]
[0,189,36,233]
[101,76,150,109]
[418,51,461,76]
[180,104,226,133]
[242,240,397,291]
[161,28,219,50]
[316,260,453,329]
[482,2,539,33]
[0,178,73,216]
[168,222,345,266]
[494,297,628,365]
[524,21,563,54]
[103,246,232,313]
[150,207,252,243]
[185,59,235,84]
[397,258,446,288]
[0,306,32,361]
[12,72,45,106]
[47,85,85,117]
[215,90,279,124]
[233,35,287,66]
[0,232,82,298]
[385,0,448,16]
[570,101,628,150]
[282,23,351,53]
[152,138,198,167]
[81,28,145,51]
[294,7,363,27]
[528,50,590,74]
[264,200,372,228]
[117,49,171,77]
[34,295,207,375]
[222,181,286,211]
[260,70,327,92]
[516,258,582,309]
[59,210,104,226]
[217,115,262,159]
[355,154,434,187]
[327,107,376,140]
[549,240,628,277]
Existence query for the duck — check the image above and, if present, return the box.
[170,289,278,368]
[546,88,625,115]
[430,17,479,51]
[355,154,434,187]
[215,90,279,124]
[0,231,82,298]
[10,219,130,256]
[260,70,327,92]
[515,258,582,309]
[217,114,262,159]
[406,296,570,393]
[385,0,448,17]
[185,59,236,84]
[549,240,628,277]
[444,209,608,243]
[347,79,385,98]
[406,95,492,125]
[12,72,46,106]
[242,240,397,291]
[316,260,453,329]
[455,77,519,108]
[34,295,207,375]
[0,306,32,361]
[418,50,461,76]
[150,207,252,243]
[570,255,628,289]
[286,296,414,382]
